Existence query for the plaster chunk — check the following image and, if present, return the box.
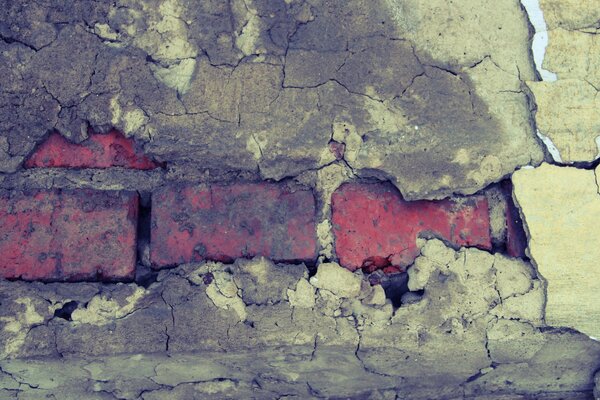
[71,286,147,326]
[494,256,535,299]
[527,80,600,163]
[287,278,316,309]
[513,163,600,337]
[491,281,545,324]
[310,262,362,298]
[205,272,247,322]
[407,256,436,292]
[362,285,387,307]
[233,257,304,305]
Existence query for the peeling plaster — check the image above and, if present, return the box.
[520,0,558,81]
[536,130,563,163]
[521,0,565,163]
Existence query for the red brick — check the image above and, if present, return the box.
[24,130,160,170]
[151,183,318,267]
[332,183,492,272]
[0,190,138,281]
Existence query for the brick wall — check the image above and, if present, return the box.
[0,129,526,282]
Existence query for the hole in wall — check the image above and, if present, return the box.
[368,270,423,308]
[53,301,79,321]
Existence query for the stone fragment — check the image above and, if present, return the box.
[151,183,318,267]
[310,262,362,298]
[332,183,491,271]
[287,278,316,309]
[0,189,138,281]
[362,285,387,307]
[527,80,600,163]
[513,163,600,337]
[25,130,160,170]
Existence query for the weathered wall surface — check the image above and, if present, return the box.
[0,0,543,199]
[1,247,598,399]
[1,0,600,399]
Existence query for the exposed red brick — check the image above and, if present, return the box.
[151,183,318,267]
[332,183,492,272]
[502,180,528,258]
[0,190,138,281]
[24,130,160,170]
[328,141,346,160]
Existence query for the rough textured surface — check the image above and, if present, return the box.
[528,80,600,163]
[513,163,600,337]
[0,0,596,398]
[332,182,491,271]
[0,242,597,399]
[151,183,318,267]
[0,0,542,199]
[538,0,600,30]
[0,189,138,281]
[25,130,160,169]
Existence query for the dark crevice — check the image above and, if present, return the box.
[547,157,600,170]
[306,263,318,278]
[0,34,39,51]
[135,264,159,288]
[135,192,158,287]
[368,271,412,308]
[53,300,79,321]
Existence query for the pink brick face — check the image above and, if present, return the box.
[24,130,160,170]
[151,183,318,267]
[332,183,492,272]
[0,190,138,281]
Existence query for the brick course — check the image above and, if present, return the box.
[0,189,138,281]
[1,179,504,280]
[151,183,318,267]
[332,183,492,272]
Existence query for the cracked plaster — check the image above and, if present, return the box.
[0,242,598,398]
[0,0,543,199]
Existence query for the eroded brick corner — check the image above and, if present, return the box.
[332,182,492,272]
[24,130,161,170]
